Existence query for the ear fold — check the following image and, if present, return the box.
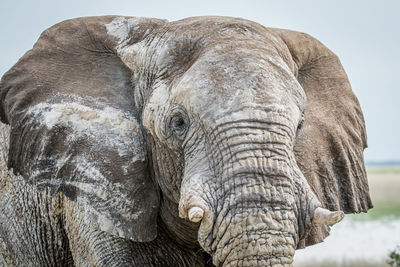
[0,16,166,242]
[274,29,372,246]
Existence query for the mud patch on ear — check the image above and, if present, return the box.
[26,100,143,158]
[8,97,158,242]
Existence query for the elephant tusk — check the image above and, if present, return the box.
[188,207,204,223]
[313,207,344,225]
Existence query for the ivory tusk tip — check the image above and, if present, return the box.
[313,207,344,226]
[188,207,204,223]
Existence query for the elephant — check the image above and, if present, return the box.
[0,16,372,266]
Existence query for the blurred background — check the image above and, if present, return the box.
[1,0,399,266]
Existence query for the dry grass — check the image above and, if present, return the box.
[367,166,400,204]
[347,167,400,220]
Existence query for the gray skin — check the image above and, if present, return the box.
[0,16,372,266]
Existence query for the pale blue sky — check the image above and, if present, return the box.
[1,0,399,163]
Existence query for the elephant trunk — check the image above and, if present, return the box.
[211,192,297,266]
[179,117,340,266]
[179,119,299,265]
[181,183,298,266]
[208,162,299,266]
[179,168,300,266]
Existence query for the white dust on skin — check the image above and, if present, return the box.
[28,101,143,159]
[105,17,168,71]
[105,17,144,81]
[25,99,146,239]
[105,16,149,54]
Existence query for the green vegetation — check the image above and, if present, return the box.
[367,168,400,176]
[347,201,400,221]
[387,246,400,267]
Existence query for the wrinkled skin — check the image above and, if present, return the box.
[0,16,371,266]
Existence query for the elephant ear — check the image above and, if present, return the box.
[275,29,372,247]
[0,16,166,242]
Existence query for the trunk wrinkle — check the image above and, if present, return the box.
[181,116,301,265]
[207,116,295,140]
[214,229,295,266]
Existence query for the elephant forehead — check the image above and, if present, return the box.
[110,16,292,79]
[171,47,305,119]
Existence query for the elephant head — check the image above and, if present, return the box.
[0,16,371,266]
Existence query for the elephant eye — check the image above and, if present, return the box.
[297,120,304,130]
[171,116,186,131]
[169,108,189,139]
[297,116,305,132]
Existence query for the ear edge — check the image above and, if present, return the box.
[272,28,372,247]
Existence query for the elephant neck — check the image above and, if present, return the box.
[159,195,202,249]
